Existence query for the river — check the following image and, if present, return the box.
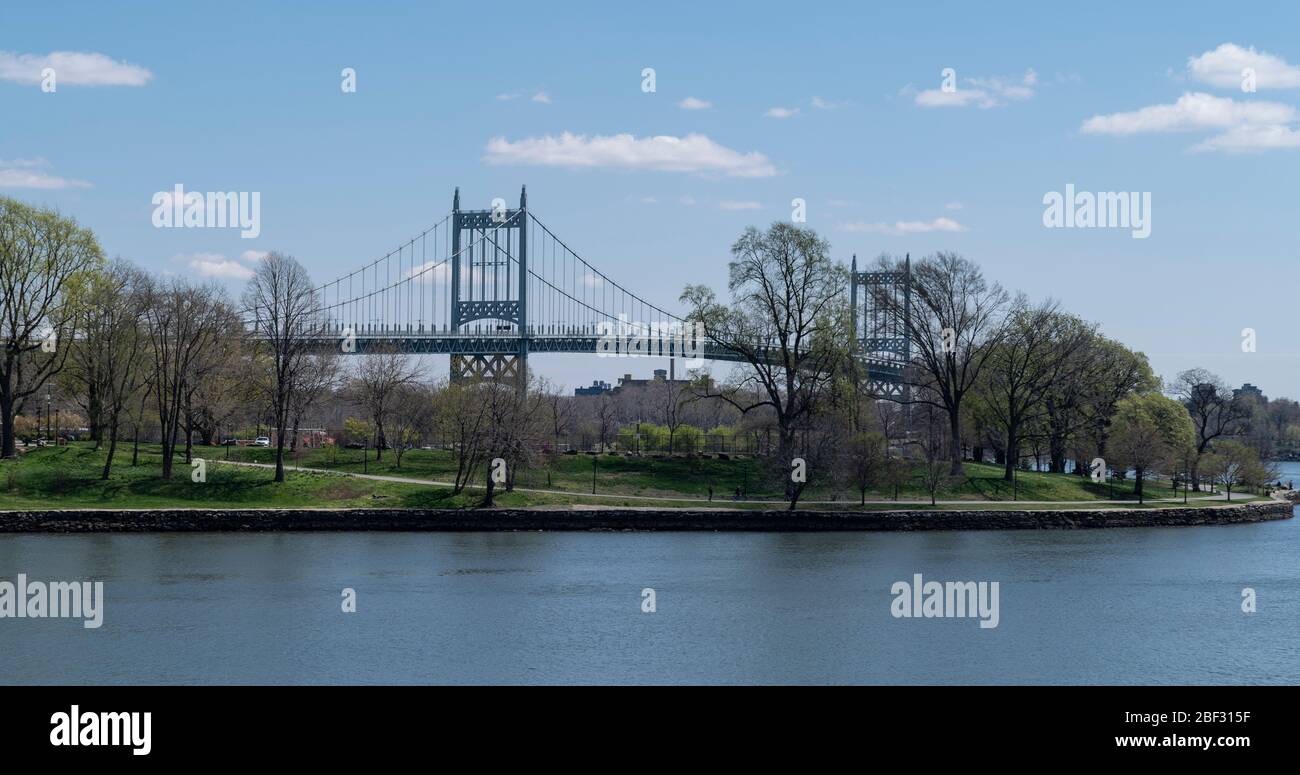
[2,463,1298,685]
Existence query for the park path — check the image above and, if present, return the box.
[211,459,1265,508]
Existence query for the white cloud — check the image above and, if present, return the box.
[0,158,90,189]
[0,50,152,86]
[838,217,967,236]
[483,132,778,177]
[719,200,761,211]
[811,96,846,110]
[531,91,551,104]
[1188,43,1300,90]
[581,272,604,288]
[1081,92,1294,135]
[678,96,712,110]
[639,196,658,204]
[1191,123,1300,152]
[406,261,453,285]
[912,69,1036,109]
[945,201,964,210]
[496,93,519,101]
[764,106,799,118]
[239,250,269,262]
[180,253,255,280]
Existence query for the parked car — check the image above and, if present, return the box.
[254,437,271,447]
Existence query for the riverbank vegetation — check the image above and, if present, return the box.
[0,199,1290,512]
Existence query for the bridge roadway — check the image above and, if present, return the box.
[301,330,906,387]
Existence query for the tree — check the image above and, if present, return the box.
[478,378,546,506]
[1174,368,1248,490]
[1202,440,1272,502]
[654,377,687,453]
[67,262,150,479]
[434,382,491,494]
[540,378,575,451]
[387,382,434,469]
[348,347,421,460]
[142,279,230,480]
[916,410,951,507]
[845,429,886,505]
[1108,393,1195,504]
[979,300,1094,482]
[0,197,104,457]
[243,252,322,483]
[1042,334,1153,474]
[681,222,848,498]
[871,252,1010,475]
[287,351,339,453]
[881,456,911,501]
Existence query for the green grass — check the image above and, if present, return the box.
[0,441,1261,511]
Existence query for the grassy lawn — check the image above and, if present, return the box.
[0,442,1261,511]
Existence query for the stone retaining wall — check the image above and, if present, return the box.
[0,500,1291,532]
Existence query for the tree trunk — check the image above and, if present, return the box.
[948,411,964,476]
[482,467,495,507]
[0,387,15,459]
[101,422,119,480]
[1048,436,1066,474]
[1003,429,1018,483]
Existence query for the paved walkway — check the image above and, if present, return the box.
[212,459,1272,507]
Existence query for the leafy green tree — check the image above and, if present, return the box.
[1108,393,1195,504]
[0,198,104,457]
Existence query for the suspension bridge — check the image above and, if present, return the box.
[285,187,910,396]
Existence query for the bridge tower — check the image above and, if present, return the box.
[850,254,911,399]
[449,186,529,388]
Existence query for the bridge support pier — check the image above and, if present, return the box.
[450,354,523,384]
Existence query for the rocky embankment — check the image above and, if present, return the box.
[0,500,1291,532]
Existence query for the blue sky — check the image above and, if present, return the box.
[3,1,1298,394]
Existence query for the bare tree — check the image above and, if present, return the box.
[0,197,104,457]
[479,378,547,506]
[915,405,951,506]
[435,381,491,494]
[142,279,230,479]
[387,382,435,469]
[681,222,848,496]
[873,252,1010,475]
[243,252,322,482]
[68,262,151,479]
[594,393,617,451]
[348,347,421,460]
[287,350,340,453]
[1174,368,1249,490]
[844,428,886,505]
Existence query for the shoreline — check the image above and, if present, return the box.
[0,500,1291,533]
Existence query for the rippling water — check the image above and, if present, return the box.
[1,480,1297,685]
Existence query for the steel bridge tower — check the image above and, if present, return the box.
[849,254,911,399]
[449,186,529,387]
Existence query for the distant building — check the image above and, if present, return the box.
[575,380,612,397]
[1234,383,1266,402]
